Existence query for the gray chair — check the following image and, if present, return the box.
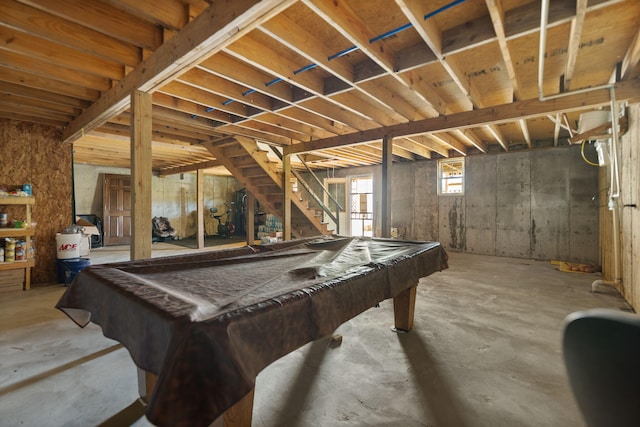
[563,308,640,427]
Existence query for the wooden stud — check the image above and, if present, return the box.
[283,154,292,241]
[246,191,255,245]
[130,90,153,261]
[381,135,392,239]
[197,169,205,249]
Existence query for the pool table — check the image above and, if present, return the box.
[56,235,448,427]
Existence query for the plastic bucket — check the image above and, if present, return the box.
[57,258,90,285]
[56,233,82,259]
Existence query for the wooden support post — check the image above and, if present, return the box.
[24,266,31,291]
[197,169,205,249]
[283,154,292,241]
[246,191,255,245]
[130,90,153,261]
[223,388,255,427]
[393,285,417,332]
[137,369,157,403]
[381,135,392,238]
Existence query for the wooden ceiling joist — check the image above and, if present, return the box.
[21,0,164,50]
[158,160,224,177]
[2,0,638,172]
[305,0,444,117]
[62,0,298,143]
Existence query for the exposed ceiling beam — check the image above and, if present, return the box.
[407,135,449,158]
[394,138,432,159]
[395,0,475,111]
[303,0,442,117]
[0,25,124,80]
[553,114,561,146]
[486,125,508,152]
[285,79,640,155]
[563,0,588,91]
[619,27,640,80]
[430,133,467,157]
[96,0,190,31]
[0,66,101,101]
[258,14,418,121]
[0,111,66,127]
[223,35,380,127]
[19,0,163,50]
[159,160,225,177]
[0,81,92,109]
[455,129,488,153]
[485,0,521,100]
[4,0,141,66]
[2,50,111,91]
[62,0,297,144]
[519,119,532,149]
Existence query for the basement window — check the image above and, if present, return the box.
[438,158,464,195]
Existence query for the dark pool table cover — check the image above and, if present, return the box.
[56,235,448,426]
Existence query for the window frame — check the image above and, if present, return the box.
[348,175,374,237]
[438,158,465,196]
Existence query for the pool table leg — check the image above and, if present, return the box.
[137,368,157,403]
[137,368,254,427]
[223,388,254,426]
[393,284,417,332]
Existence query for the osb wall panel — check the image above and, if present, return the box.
[598,103,639,312]
[618,103,639,311]
[0,119,72,285]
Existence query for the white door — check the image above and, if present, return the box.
[349,176,373,237]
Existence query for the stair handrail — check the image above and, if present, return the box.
[298,157,344,212]
[270,147,343,233]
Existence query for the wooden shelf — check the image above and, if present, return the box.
[0,228,35,238]
[0,258,35,271]
[0,196,35,205]
[0,196,35,290]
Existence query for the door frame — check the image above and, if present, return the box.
[102,173,132,246]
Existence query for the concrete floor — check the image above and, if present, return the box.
[0,248,631,427]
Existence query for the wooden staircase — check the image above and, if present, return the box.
[202,136,330,237]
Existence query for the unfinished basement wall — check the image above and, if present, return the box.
[320,144,599,264]
[74,164,241,239]
[601,102,639,311]
[0,119,72,285]
[407,145,599,263]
